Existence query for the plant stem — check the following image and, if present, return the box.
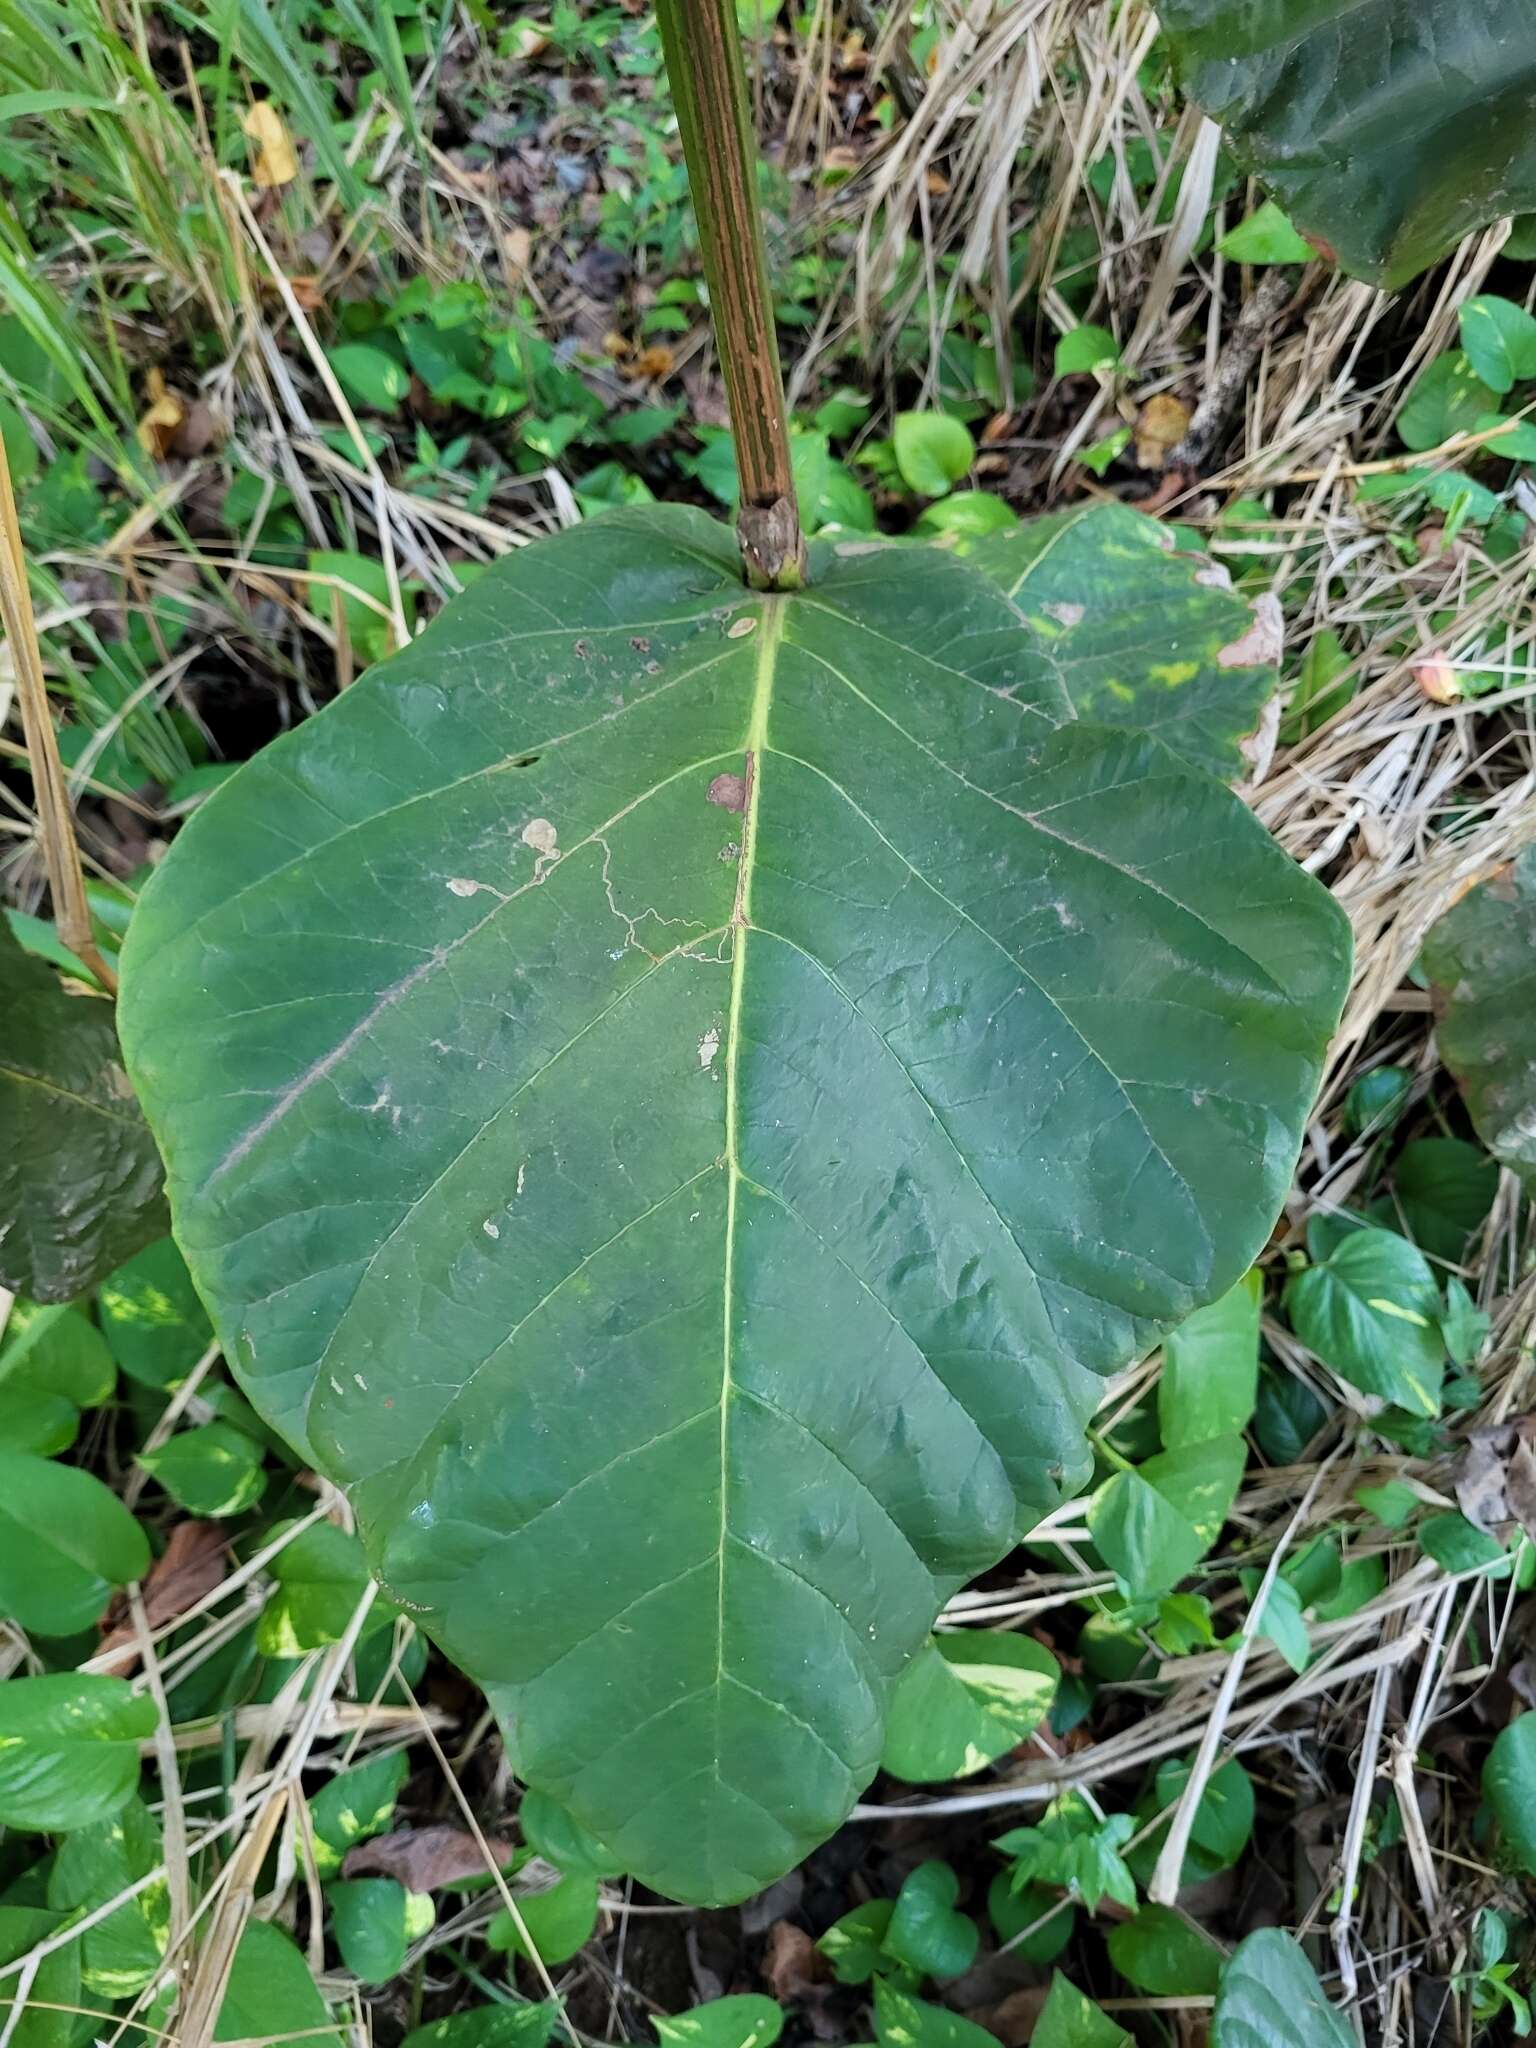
[654,0,807,589]
[0,427,118,994]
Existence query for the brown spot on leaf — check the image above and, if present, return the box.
[708,772,747,812]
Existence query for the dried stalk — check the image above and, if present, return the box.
[0,429,117,993]
[654,0,806,588]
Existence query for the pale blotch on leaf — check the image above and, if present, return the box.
[1218,593,1284,669]
[521,818,559,858]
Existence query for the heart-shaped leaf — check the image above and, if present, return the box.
[1285,1228,1445,1416]
[47,1797,169,1998]
[119,505,1348,1903]
[0,1675,156,1831]
[0,1450,150,1636]
[882,1860,978,1980]
[215,1921,342,2048]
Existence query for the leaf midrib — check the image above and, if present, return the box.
[711,595,782,1881]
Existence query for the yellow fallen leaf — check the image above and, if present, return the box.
[241,101,299,188]
[136,367,184,459]
[1134,392,1191,471]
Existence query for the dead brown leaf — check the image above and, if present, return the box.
[625,345,675,382]
[973,1986,1049,2045]
[1458,1418,1536,1540]
[761,1921,826,2002]
[97,1520,228,1674]
[342,1824,517,1890]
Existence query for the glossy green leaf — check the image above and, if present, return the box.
[308,1750,410,1879]
[872,1980,995,2048]
[985,1876,1072,1964]
[892,413,974,497]
[1089,1470,1206,1597]
[1210,1928,1353,2047]
[136,1421,266,1518]
[1484,1714,1536,1875]
[401,2003,557,2048]
[329,1877,434,1982]
[1139,1434,1245,1549]
[1459,296,1536,395]
[1033,1974,1129,2048]
[1395,353,1499,453]
[1244,1574,1310,1673]
[1161,0,1536,288]
[214,1919,342,2048]
[913,492,1018,540]
[520,1788,626,1879]
[98,1238,213,1390]
[0,1907,80,2048]
[1158,1272,1260,1448]
[1423,846,1536,1188]
[655,1997,783,2048]
[1284,1228,1445,1416]
[327,343,409,413]
[1155,1756,1254,1870]
[0,1450,149,1636]
[487,1875,599,1966]
[0,1675,155,1831]
[818,1899,898,1985]
[1108,1905,1222,1995]
[883,1862,977,1981]
[1216,202,1312,266]
[0,1302,111,1449]
[1252,1367,1326,1464]
[1374,1137,1497,1264]
[119,503,1349,1905]
[0,920,165,1302]
[1054,326,1121,376]
[0,1383,79,1455]
[881,1631,1057,1782]
[0,1302,115,1407]
[1419,1512,1507,1575]
[47,1797,169,1998]
[257,1521,382,1655]
[974,504,1280,782]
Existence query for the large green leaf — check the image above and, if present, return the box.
[118,505,1348,1904]
[1160,0,1536,289]
[1423,846,1536,1187]
[0,919,166,1301]
[973,505,1278,784]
